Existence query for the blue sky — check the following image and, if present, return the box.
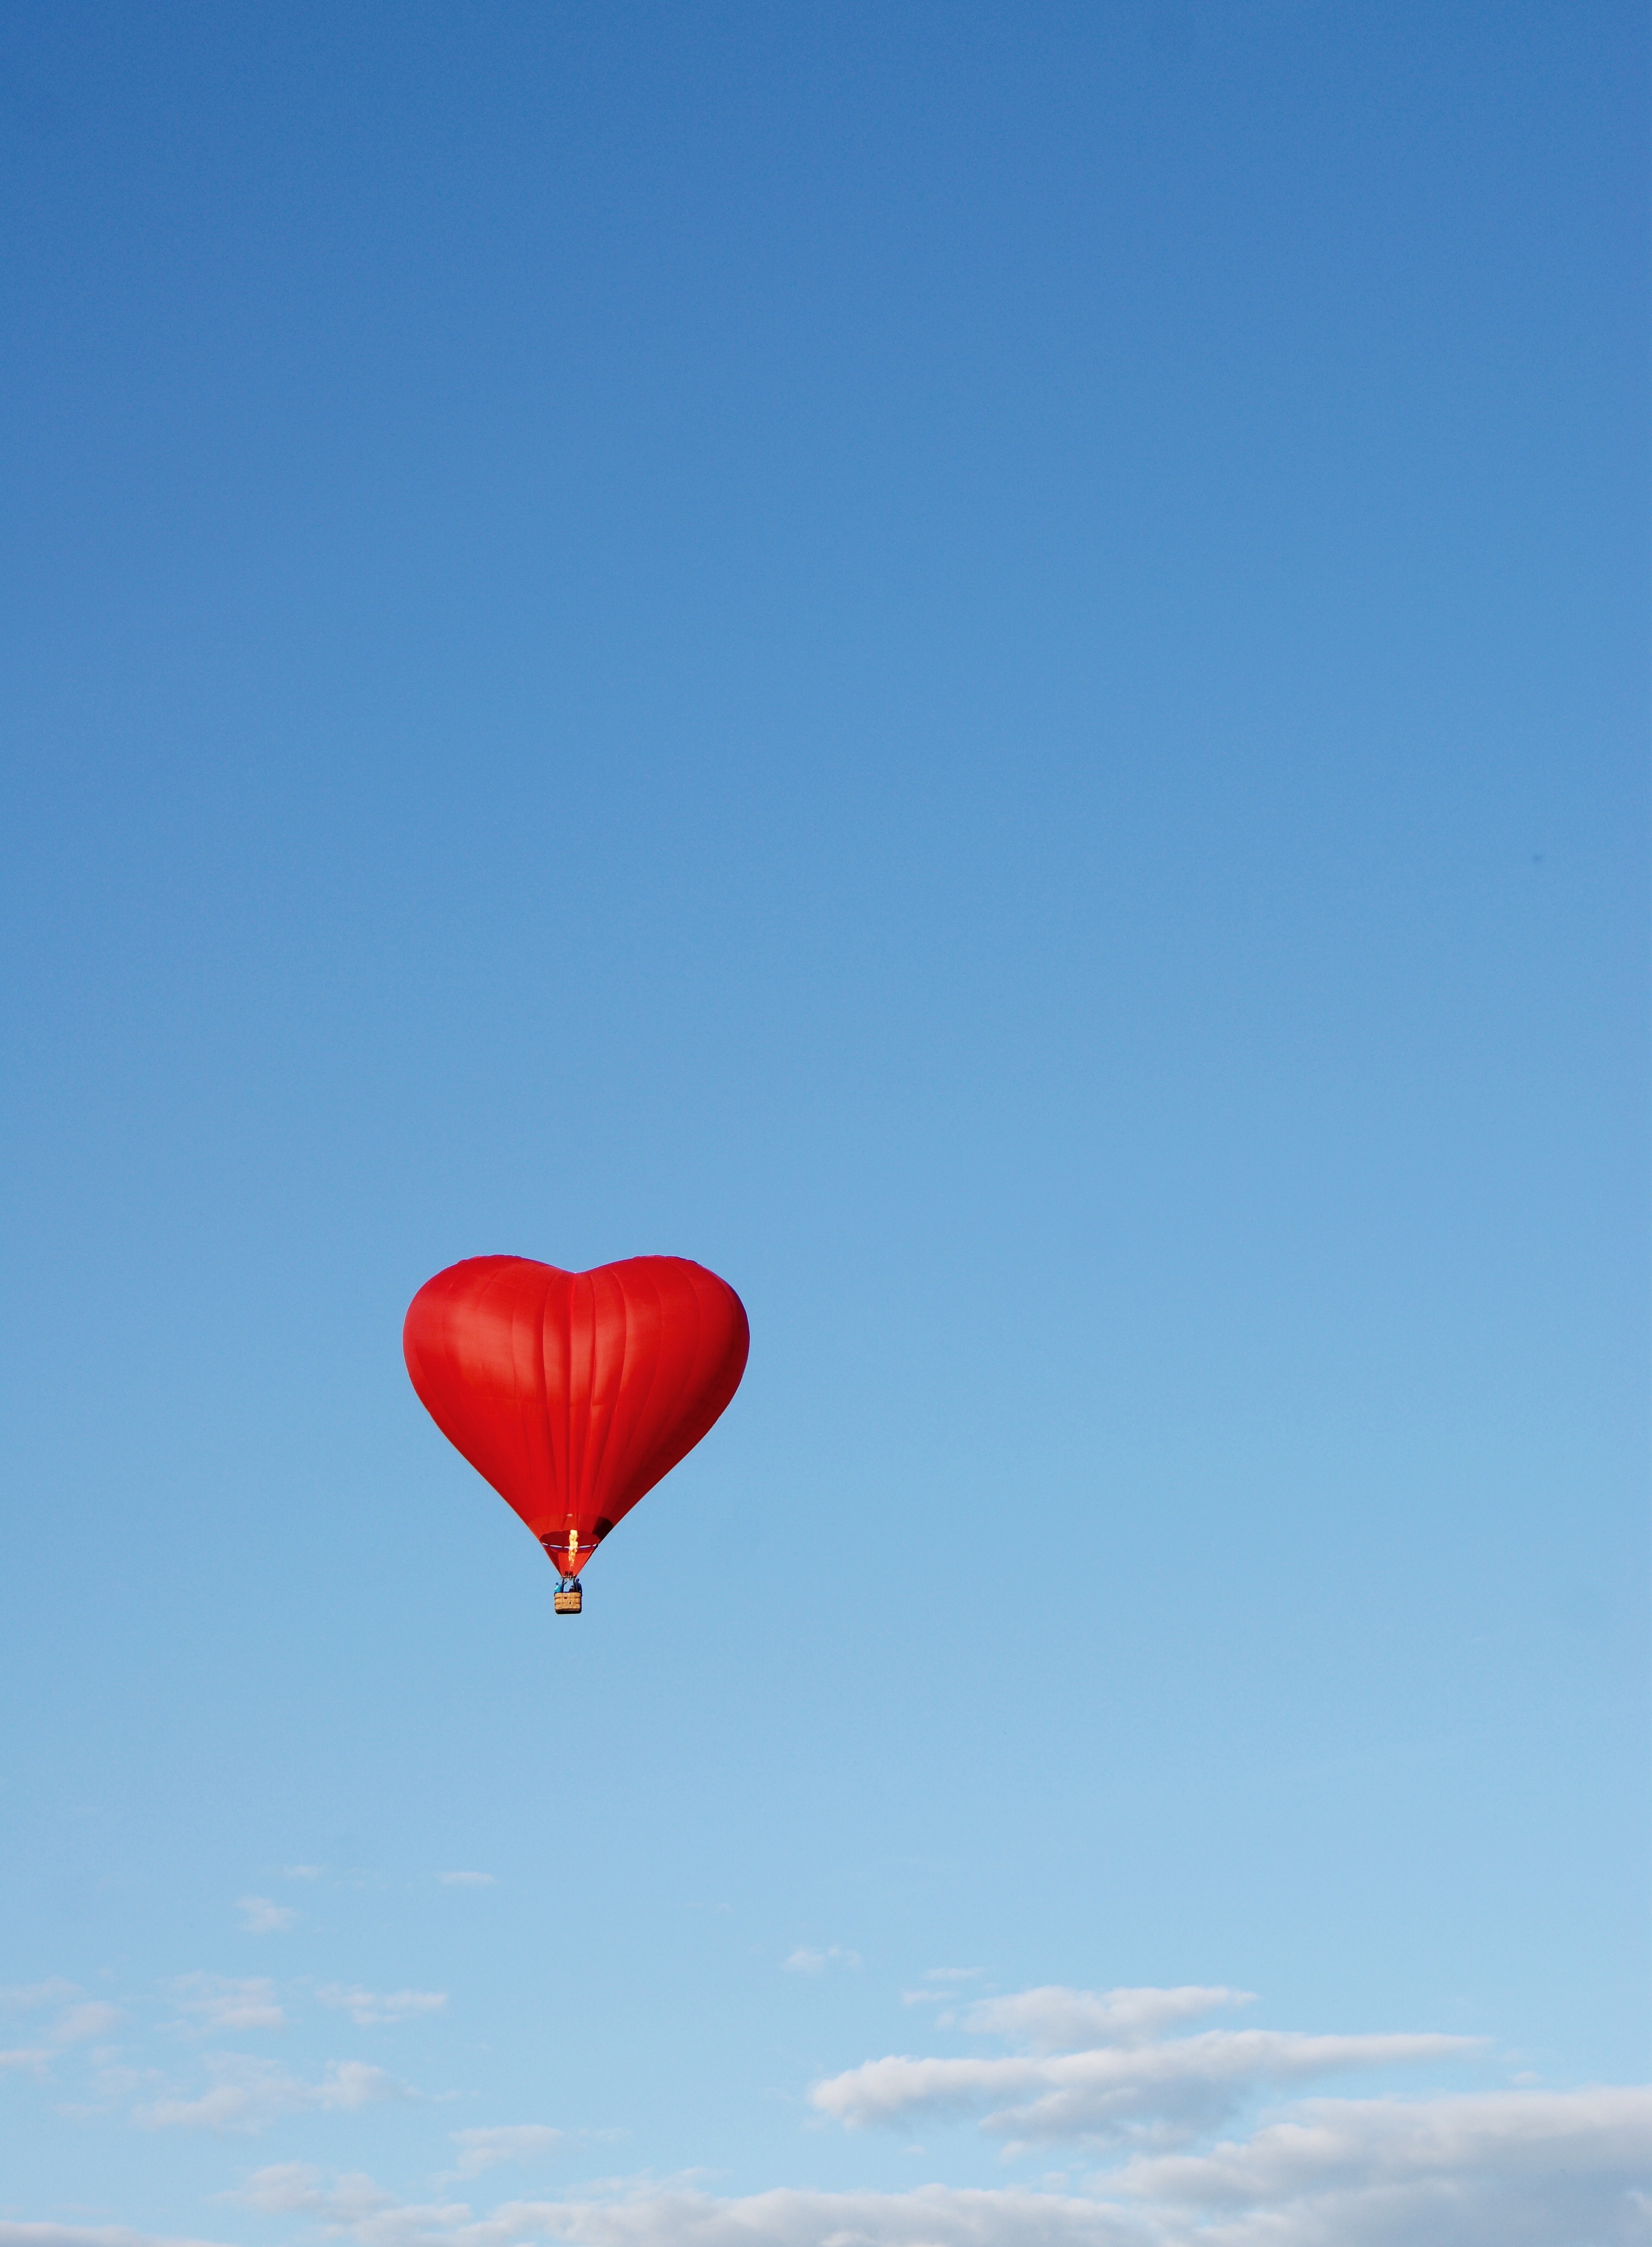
[1,6,1647,2242]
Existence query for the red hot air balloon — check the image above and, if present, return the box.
[403,1255,749,1613]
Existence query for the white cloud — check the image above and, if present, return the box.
[237,1896,298,1933]
[86,2056,168,2103]
[904,1970,987,2005]
[0,1980,79,2011]
[52,2002,123,2045]
[0,2228,238,2247]
[135,2056,397,2135]
[437,1871,496,1888]
[1116,2084,1652,2243]
[784,1946,861,1974]
[450,2124,563,2175]
[0,1995,115,2058]
[165,2092,1652,2247]
[0,1987,123,2048]
[6,1981,1648,2247]
[317,1986,447,2028]
[284,1866,328,1880]
[814,2027,1478,2146]
[235,2173,1145,2246]
[958,1987,1250,2053]
[169,1975,286,2035]
[235,2165,473,2247]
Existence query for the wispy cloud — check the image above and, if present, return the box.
[0,1980,80,2011]
[449,2123,563,2176]
[316,1986,447,2028]
[0,2227,238,2247]
[203,2086,1652,2247]
[236,1897,297,1934]
[84,2056,168,2105]
[1116,2084,1652,2222]
[52,2001,123,2045]
[0,1984,121,2057]
[232,2168,442,2238]
[283,1866,327,1882]
[903,1969,985,2005]
[5,1976,1647,2247]
[168,1976,286,2035]
[135,2057,397,2135]
[436,1871,496,1889]
[960,1986,1251,2053]
[811,1985,1480,2149]
[0,2047,51,2075]
[232,2170,1140,2246]
[784,1945,861,1974]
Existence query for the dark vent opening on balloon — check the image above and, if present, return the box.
[594,1517,614,1541]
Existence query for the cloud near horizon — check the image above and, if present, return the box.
[48,2082,1650,2247]
[3,1981,1646,2244]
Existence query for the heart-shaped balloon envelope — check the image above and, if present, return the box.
[403,1255,749,1578]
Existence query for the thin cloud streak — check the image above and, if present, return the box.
[135,2057,398,2135]
[53,2001,123,2044]
[168,1976,286,2035]
[0,1982,80,2011]
[814,2029,1479,2145]
[316,1985,447,2027]
[235,1897,297,1934]
[0,2230,238,2247]
[957,1987,1251,2053]
[450,2123,564,2176]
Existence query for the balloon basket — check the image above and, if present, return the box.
[554,1585,583,1615]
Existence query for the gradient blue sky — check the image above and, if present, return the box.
[2,7,1647,2243]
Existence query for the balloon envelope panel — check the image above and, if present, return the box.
[403,1255,749,1571]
